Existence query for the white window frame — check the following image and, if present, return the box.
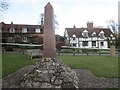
[22,28,27,33]
[82,30,88,38]
[100,33,104,39]
[99,31,104,39]
[72,34,76,40]
[92,32,96,37]
[22,37,27,42]
[9,28,15,33]
[35,28,41,33]
[110,34,113,37]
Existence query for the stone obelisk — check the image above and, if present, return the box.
[43,2,56,58]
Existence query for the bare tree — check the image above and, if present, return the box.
[0,0,9,11]
[0,0,9,19]
[38,13,59,30]
[107,19,117,34]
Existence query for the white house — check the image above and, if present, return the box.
[64,22,115,49]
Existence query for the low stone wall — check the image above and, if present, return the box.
[19,58,79,88]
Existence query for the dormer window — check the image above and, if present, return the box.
[110,34,113,37]
[100,33,104,39]
[35,28,41,33]
[110,34,114,40]
[99,31,104,39]
[72,34,76,40]
[92,32,96,37]
[82,30,88,38]
[22,28,27,33]
[9,27,15,33]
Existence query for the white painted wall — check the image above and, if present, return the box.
[68,37,109,49]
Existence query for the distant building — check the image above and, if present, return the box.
[0,22,64,47]
[1,22,44,44]
[64,22,115,49]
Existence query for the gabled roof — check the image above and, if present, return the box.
[1,22,43,31]
[65,28,85,38]
[65,27,114,38]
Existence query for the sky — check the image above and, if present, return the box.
[1,0,119,36]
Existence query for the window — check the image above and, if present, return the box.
[93,34,96,37]
[9,28,15,33]
[100,33,104,39]
[92,41,96,46]
[73,43,76,47]
[22,37,27,42]
[35,29,41,33]
[83,41,88,46]
[72,34,76,40]
[92,32,96,37]
[99,31,104,39]
[100,42,104,46]
[73,37,76,40]
[82,30,88,38]
[83,32,88,38]
[7,37,13,42]
[22,28,27,33]
[110,34,113,38]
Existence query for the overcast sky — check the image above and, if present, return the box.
[1,0,119,35]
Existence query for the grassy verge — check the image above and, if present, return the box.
[2,53,37,77]
[58,55,119,78]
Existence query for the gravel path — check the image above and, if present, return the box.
[2,65,119,88]
[2,65,35,88]
[74,69,119,88]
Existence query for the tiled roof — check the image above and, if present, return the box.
[1,22,43,33]
[65,27,114,38]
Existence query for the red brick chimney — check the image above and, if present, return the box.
[87,21,93,29]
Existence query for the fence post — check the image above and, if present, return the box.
[73,49,75,56]
[99,50,101,56]
[87,52,89,56]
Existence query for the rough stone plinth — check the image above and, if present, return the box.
[19,58,79,88]
[43,2,56,58]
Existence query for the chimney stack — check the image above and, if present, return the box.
[11,21,13,25]
[73,25,76,28]
[87,21,93,30]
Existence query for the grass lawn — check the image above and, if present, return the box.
[2,53,119,78]
[2,53,37,77]
[58,55,119,78]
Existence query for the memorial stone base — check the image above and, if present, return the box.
[19,58,79,88]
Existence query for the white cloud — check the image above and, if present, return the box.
[20,12,27,17]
